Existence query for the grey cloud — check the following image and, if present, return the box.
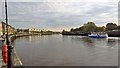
[1,1,118,31]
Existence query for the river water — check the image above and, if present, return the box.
[13,35,119,66]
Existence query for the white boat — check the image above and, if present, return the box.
[88,32,108,38]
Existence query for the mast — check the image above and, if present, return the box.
[5,0,13,68]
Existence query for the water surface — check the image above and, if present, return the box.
[13,35,118,66]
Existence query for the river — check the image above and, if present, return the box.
[13,35,119,66]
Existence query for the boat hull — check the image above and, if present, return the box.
[88,36,107,38]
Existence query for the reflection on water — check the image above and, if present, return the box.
[13,35,118,66]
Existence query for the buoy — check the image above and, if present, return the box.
[2,44,8,64]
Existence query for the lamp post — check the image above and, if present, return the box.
[5,0,13,68]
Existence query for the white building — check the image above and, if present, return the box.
[28,28,41,33]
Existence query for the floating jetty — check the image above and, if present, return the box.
[62,32,88,36]
[107,30,120,37]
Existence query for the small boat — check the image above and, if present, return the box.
[88,32,108,38]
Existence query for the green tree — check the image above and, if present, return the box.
[70,28,74,32]
[95,26,105,32]
[69,22,106,33]
[106,23,117,31]
[82,22,97,33]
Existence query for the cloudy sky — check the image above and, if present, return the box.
[0,0,119,31]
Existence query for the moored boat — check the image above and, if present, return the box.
[88,32,108,38]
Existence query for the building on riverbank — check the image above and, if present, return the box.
[28,28,41,33]
[16,28,42,34]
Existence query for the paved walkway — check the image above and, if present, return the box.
[0,49,2,68]
[0,49,22,68]
[13,49,23,66]
[0,49,7,68]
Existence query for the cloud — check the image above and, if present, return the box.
[0,0,118,31]
[1,0,119,2]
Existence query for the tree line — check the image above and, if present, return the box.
[63,22,119,33]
